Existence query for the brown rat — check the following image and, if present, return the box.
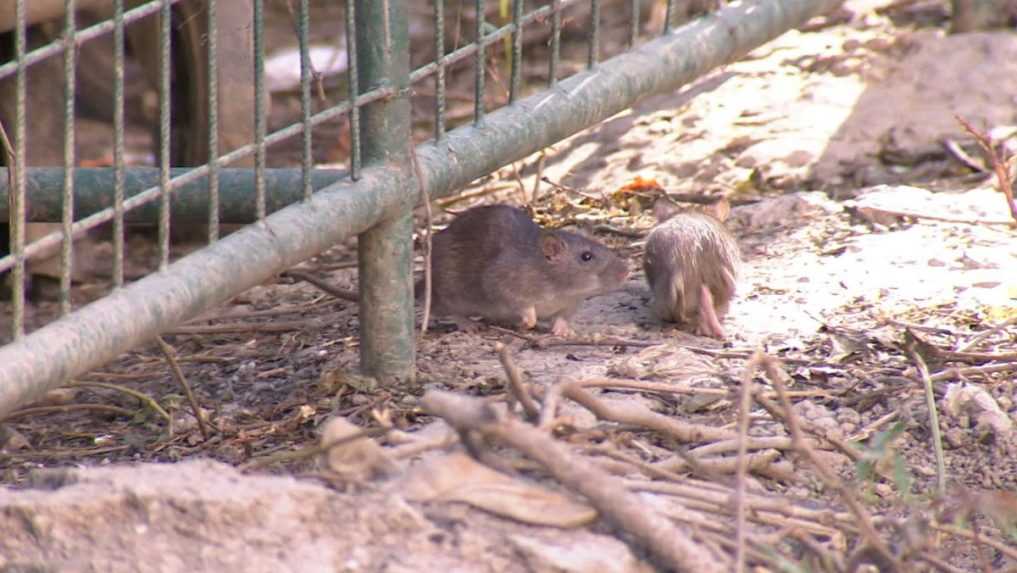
[421,204,629,335]
[643,198,740,339]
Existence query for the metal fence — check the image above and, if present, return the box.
[0,0,842,418]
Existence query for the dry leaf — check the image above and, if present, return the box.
[319,417,398,482]
[402,452,597,528]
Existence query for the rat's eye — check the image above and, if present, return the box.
[580,251,595,262]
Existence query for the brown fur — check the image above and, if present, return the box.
[421,205,629,334]
[643,201,740,338]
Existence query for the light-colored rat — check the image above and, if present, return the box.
[422,204,629,335]
[643,198,740,339]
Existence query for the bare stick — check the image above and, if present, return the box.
[942,137,986,173]
[156,336,209,441]
[537,380,563,430]
[166,319,323,335]
[421,390,727,573]
[534,336,659,349]
[956,114,1017,223]
[762,355,898,568]
[240,426,390,472]
[189,301,333,323]
[647,448,784,478]
[929,362,1017,382]
[0,118,15,192]
[410,144,434,338]
[71,381,173,431]
[958,316,1017,352]
[435,183,515,208]
[531,149,547,202]
[540,176,605,203]
[905,333,947,497]
[931,523,1017,562]
[849,206,1012,226]
[283,269,359,301]
[562,379,737,443]
[2,403,135,421]
[751,393,862,463]
[496,343,541,420]
[732,350,762,573]
[510,161,528,203]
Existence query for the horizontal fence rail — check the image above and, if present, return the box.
[0,0,844,418]
[0,168,345,225]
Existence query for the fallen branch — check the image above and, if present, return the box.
[905,332,947,497]
[282,269,359,302]
[929,362,1017,383]
[956,114,1017,224]
[496,342,541,420]
[421,390,727,573]
[71,380,173,431]
[156,337,209,441]
[166,319,324,335]
[958,316,1017,352]
[733,350,760,573]
[560,379,736,443]
[240,426,390,472]
[762,354,899,569]
[1,403,134,421]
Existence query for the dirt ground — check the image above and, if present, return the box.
[2,0,1017,571]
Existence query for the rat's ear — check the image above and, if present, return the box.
[540,232,567,260]
[700,197,731,222]
[652,197,681,222]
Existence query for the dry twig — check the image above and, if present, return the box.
[929,362,1017,383]
[410,144,434,338]
[240,426,390,472]
[1,403,134,421]
[958,316,1017,352]
[732,350,761,573]
[956,114,1017,224]
[156,337,210,441]
[762,354,899,569]
[71,380,173,431]
[561,378,736,443]
[421,390,727,573]
[904,331,947,497]
[282,269,359,302]
[496,343,541,420]
[166,319,324,335]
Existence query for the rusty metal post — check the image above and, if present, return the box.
[355,0,416,383]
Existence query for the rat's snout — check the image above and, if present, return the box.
[616,263,630,282]
[607,256,630,285]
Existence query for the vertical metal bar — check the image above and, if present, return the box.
[207,0,220,242]
[355,0,415,383]
[253,0,266,220]
[112,0,125,287]
[474,0,485,123]
[60,0,77,316]
[664,0,675,33]
[549,0,561,87]
[630,0,640,47]
[345,1,361,180]
[158,0,172,271]
[434,0,446,141]
[299,0,312,200]
[11,0,27,339]
[509,0,523,103]
[588,0,601,68]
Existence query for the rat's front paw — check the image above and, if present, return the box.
[518,306,538,331]
[550,316,574,337]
